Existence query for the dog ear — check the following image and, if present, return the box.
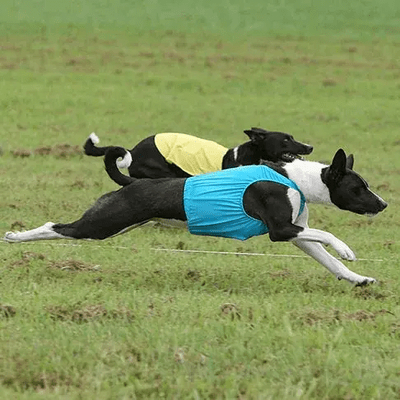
[346,154,354,170]
[328,149,347,182]
[244,127,270,142]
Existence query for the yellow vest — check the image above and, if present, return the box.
[154,133,228,176]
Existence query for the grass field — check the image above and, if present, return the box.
[1,0,400,398]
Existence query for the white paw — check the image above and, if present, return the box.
[335,242,356,261]
[338,274,376,286]
[355,276,377,286]
[3,231,20,242]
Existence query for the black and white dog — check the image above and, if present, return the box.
[84,128,313,182]
[3,149,386,285]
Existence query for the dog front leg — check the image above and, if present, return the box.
[293,240,376,285]
[294,228,356,261]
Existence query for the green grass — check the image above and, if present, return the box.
[0,0,400,398]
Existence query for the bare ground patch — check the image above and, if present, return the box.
[0,304,17,318]
[353,286,389,300]
[46,303,134,323]
[1,364,74,391]
[11,144,82,159]
[48,259,100,272]
[293,308,393,326]
[10,251,46,268]
[220,303,241,320]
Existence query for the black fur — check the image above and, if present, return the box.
[84,128,313,185]
[4,149,388,285]
[53,178,186,240]
[53,148,387,242]
[321,150,383,215]
[222,128,313,168]
[51,176,304,243]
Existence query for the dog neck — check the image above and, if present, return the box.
[232,141,259,164]
[283,159,331,205]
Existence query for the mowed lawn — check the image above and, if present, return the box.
[0,0,399,398]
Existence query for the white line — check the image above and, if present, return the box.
[152,248,308,258]
[0,240,385,261]
[151,248,384,262]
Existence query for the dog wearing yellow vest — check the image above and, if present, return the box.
[84,128,313,183]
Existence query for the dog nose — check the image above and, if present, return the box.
[306,145,313,154]
[380,201,388,211]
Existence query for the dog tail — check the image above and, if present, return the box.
[104,147,135,186]
[84,133,114,157]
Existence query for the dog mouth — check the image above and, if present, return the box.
[281,153,304,162]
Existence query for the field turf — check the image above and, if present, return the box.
[0,0,399,398]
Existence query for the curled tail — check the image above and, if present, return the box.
[84,133,115,157]
[104,147,135,186]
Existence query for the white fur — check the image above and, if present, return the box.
[232,146,239,162]
[291,207,375,284]
[89,132,100,144]
[116,151,133,169]
[284,159,331,204]
[4,222,68,242]
[287,187,302,223]
[2,158,380,285]
[282,160,377,285]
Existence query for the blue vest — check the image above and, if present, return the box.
[183,165,305,241]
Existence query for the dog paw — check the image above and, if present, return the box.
[3,231,19,242]
[338,274,376,285]
[335,244,356,261]
[355,277,377,286]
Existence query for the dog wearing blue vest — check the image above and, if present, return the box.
[3,149,387,285]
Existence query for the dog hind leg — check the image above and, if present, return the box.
[3,190,149,242]
[4,222,67,242]
[4,179,186,243]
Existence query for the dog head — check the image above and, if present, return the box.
[322,149,387,216]
[244,127,313,162]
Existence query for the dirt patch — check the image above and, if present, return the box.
[48,259,100,272]
[353,287,388,300]
[10,251,46,268]
[46,304,134,323]
[297,309,340,326]
[0,304,17,318]
[294,308,392,326]
[176,241,186,250]
[174,347,185,363]
[322,78,338,87]
[10,220,25,230]
[220,303,241,320]
[269,269,291,279]
[346,309,391,322]
[1,359,74,390]
[69,180,89,189]
[186,269,201,281]
[11,144,82,159]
